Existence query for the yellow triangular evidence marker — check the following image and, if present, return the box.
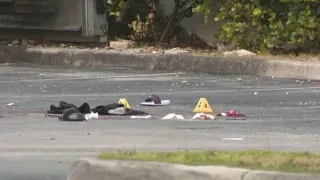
[118,98,131,108]
[193,98,214,114]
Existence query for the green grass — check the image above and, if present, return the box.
[98,150,320,174]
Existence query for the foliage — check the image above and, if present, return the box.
[194,0,320,54]
[104,0,205,44]
[105,0,165,42]
[128,12,161,42]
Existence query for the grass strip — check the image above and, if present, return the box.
[98,150,320,174]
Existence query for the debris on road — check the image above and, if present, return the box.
[192,113,216,120]
[223,49,257,56]
[46,101,150,119]
[164,47,191,55]
[131,115,153,119]
[141,95,171,106]
[162,113,185,120]
[218,110,245,117]
[58,108,87,121]
[85,112,99,120]
[221,138,244,141]
[47,101,90,114]
[6,103,16,106]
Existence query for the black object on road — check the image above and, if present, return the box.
[58,108,86,121]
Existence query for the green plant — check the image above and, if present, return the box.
[105,0,164,42]
[129,12,160,42]
[194,0,320,54]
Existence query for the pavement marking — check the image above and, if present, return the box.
[1,86,319,99]
[251,86,320,92]
[221,138,244,141]
[0,90,239,98]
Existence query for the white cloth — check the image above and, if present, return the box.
[85,112,99,120]
[162,113,184,120]
[108,107,126,115]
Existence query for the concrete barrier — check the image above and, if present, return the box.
[66,158,320,180]
[0,45,319,80]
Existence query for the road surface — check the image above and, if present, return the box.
[1,63,320,180]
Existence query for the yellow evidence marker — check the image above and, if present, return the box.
[193,98,215,114]
[118,98,131,108]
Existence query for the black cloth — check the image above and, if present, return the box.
[58,108,86,121]
[123,108,149,116]
[47,101,91,114]
[91,103,149,115]
[91,103,125,115]
[47,101,149,116]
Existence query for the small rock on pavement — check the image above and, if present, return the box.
[164,47,190,55]
[109,40,136,50]
[223,49,257,57]
[21,39,29,46]
[10,39,20,45]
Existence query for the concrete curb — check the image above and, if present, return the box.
[67,158,320,180]
[0,45,319,80]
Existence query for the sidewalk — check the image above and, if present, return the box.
[1,45,320,80]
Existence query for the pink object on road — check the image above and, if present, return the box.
[225,110,245,117]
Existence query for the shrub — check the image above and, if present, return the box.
[195,0,320,54]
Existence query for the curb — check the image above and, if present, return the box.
[0,45,320,80]
[66,158,320,180]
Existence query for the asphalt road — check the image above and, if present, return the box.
[1,63,320,180]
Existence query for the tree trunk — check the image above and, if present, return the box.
[156,0,181,45]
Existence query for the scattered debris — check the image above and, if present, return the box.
[131,115,152,119]
[47,101,149,116]
[192,113,216,120]
[58,108,87,122]
[108,107,126,115]
[10,39,20,46]
[162,113,184,120]
[109,40,136,50]
[218,110,245,117]
[85,112,99,120]
[223,49,257,57]
[164,47,191,55]
[141,95,171,106]
[21,39,28,46]
[221,138,244,141]
[216,42,237,52]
